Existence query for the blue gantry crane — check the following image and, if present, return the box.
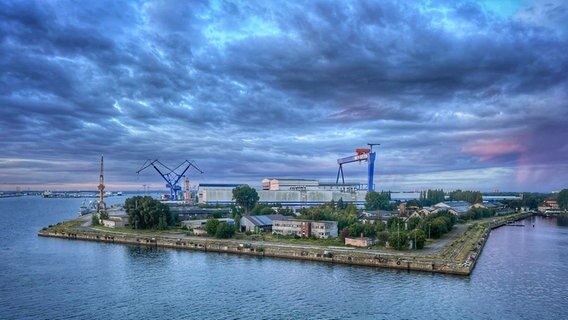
[336,143,380,191]
[136,159,203,200]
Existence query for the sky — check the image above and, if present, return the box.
[0,0,567,193]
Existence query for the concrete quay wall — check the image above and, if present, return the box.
[38,229,472,275]
[488,211,534,229]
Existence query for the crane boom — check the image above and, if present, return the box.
[137,159,204,200]
[335,144,379,191]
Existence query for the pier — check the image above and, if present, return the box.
[38,211,534,276]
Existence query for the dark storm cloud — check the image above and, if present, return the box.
[0,0,567,192]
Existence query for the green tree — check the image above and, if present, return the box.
[125,196,173,229]
[376,231,389,246]
[420,189,446,206]
[215,222,235,239]
[406,199,422,208]
[91,213,100,226]
[449,190,482,204]
[337,198,346,210]
[388,231,408,250]
[205,218,220,236]
[233,213,242,231]
[557,189,568,210]
[387,217,403,231]
[425,217,448,239]
[365,191,391,210]
[408,229,426,249]
[276,207,295,216]
[406,216,421,231]
[232,185,259,215]
[340,227,350,242]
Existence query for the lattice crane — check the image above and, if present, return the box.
[136,159,203,200]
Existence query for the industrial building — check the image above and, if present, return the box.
[239,214,289,233]
[272,219,338,239]
[198,178,368,208]
[181,218,234,230]
[196,146,381,209]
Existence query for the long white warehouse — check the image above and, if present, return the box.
[197,178,368,208]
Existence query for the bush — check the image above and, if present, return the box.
[205,219,220,236]
[408,229,426,249]
[388,231,408,250]
[376,231,389,246]
[215,223,235,239]
[91,214,99,226]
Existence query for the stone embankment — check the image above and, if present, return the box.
[38,211,534,276]
[487,211,534,229]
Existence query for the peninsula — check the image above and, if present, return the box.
[38,209,533,276]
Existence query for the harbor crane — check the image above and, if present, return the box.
[136,159,203,200]
[336,143,380,191]
[97,155,107,212]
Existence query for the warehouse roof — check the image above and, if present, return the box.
[243,214,291,227]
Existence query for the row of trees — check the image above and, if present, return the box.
[204,218,235,239]
[364,191,392,210]
[125,196,175,230]
[449,190,483,204]
[464,207,494,220]
[419,189,445,206]
[557,189,568,210]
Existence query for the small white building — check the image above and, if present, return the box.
[101,215,130,228]
[345,237,375,247]
[311,221,339,239]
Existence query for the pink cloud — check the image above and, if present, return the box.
[462,138,526,161]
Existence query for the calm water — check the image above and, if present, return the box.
[0,197,567,320]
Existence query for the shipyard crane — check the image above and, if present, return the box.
[136,159,203,200]
[97,155,107,212]
[336,143,380,191]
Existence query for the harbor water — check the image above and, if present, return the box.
[0,197,567,319]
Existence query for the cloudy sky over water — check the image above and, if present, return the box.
[1,0,567,192]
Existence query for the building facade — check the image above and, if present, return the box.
[197,179,368,208]
[272,219,338,239]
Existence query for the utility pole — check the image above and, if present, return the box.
[397,220,400,249]
[414,229,417,250]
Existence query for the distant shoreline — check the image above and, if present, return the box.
[38,212,533,276]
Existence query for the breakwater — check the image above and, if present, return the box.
[39,229,471,275]
[38,211,534,276]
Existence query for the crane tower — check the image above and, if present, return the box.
[97,155,107,212]
[336,143,379,191]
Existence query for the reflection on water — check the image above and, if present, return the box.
[556,214,568,226]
